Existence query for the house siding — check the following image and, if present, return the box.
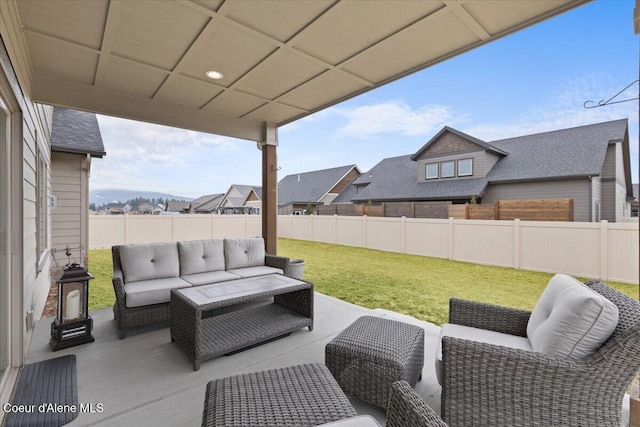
[328,168,360,195]
[51,152,89,264]
[0,35,53,356]
[416,150,488,182]
[599,143,629,222]
[415,131,479,158]
[482,179,591,222]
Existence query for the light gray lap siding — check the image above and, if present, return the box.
[482,179,592,222]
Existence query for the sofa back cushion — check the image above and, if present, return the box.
[224,238,265,270]
[120,242,180,283]
[178,239,225,275]
[527,274,618,360]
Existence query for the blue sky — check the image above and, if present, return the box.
[93,1,639,199]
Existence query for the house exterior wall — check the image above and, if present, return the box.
[51,152,89,265]
[415,131,479,157]
[600,143,629,222]
[328,168,360,194]
[415,149,497,182]
[482,179,591,222]
[0,28,54,405]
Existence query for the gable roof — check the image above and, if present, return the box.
[410,126,508,160]
[51,107,106,158]
[486,119,628,183]
[191,193,225,213]
[165,201,190,212]
[278,165,359,206]
[347,119,629,203]
[223,185,262,207]
[350,155,488,202]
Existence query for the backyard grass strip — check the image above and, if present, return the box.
[88,239,638,326]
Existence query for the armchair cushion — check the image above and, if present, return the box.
[224,238,266,270]
[527,274,618,360]
[435,323,531,385]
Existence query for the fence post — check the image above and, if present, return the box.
[464,203,469,219]
[600,220,608,280]
[401,216,406,253]
[513,219,520,269]
[211,214,215,239]
[311,214,314,242]
[124,215,129,244]
[363,215,368,248]
[448,217,454,260]
[334,214,338,244]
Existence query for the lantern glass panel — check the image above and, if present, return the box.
[60,282,85,323]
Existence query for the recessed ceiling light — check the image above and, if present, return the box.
[205,70,224,80]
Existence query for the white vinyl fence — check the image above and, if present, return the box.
[90,215,639,284]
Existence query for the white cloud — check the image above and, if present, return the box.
[334,100,454,139]
[92,116,244,191]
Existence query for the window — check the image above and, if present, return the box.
[441,160,454,178]
[458,158,473,176]
[425,163,438,180]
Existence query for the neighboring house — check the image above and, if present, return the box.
[340,120,633,222]
[632,184,639,217]
[50,107,105,266]
[190,193,225,214]
[137,202,163,215]
[219,185,262,214]
[165,201,191,214]
[278,165,360,215]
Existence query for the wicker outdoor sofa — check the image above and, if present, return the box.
[437,276,640,427]
[112,237,293,338]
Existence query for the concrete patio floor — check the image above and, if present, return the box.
[25,292,442,426]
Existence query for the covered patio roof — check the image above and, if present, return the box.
[3,0,588,140]
[0,0,590,252]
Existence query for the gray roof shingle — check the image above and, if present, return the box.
[51,107,105,157]
[346,119,628,202]
[278,165,358,206]
[350,155,488,202]
[486,119,628,183]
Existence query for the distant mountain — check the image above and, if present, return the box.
[90,189,193,206]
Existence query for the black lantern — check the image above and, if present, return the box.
[50,263,95,351]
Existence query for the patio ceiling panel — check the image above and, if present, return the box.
[202,90,267,118]
[291,1,445,66]
[101,56,168,99]
[154,76,224,109]
[6,0,589,142]
[278,70,368,112]
[341,10,479,84]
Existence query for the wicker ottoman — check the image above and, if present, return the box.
[202,363,358,427]
[325,315,425,408]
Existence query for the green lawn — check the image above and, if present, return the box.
[88,238,638,326]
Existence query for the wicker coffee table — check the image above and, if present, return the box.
[326,315,424,408]
[202,363,357,427]
[170,274,313,370]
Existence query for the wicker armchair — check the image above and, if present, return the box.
[387,381,448,427]
[440,279,640,427]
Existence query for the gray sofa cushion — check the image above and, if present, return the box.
[178,239,225,275]
[120,242,180,283]
[435,323,532,385]
[227,266,284,279]
[124,277,190,308]
[224,238,266,270]
[181,270,241,286]
[527,274,618,360]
